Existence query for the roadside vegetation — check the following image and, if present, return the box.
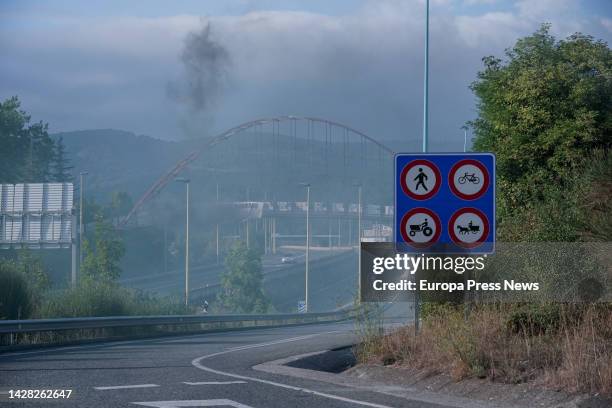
[0,99,192,323]
[358,304,611,395]
[358,25,611,396]
[0,97,273,322]
[0,247,188,322]
[216,241,270,314]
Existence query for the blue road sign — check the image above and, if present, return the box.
[395,153,495,254]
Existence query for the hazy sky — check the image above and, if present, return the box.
[1,0,610,151]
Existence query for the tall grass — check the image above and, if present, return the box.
[353,300,386,362]
[355,304,611,396]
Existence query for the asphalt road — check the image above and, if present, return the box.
[119,249,358,313]
[0,312,451,408]
[119,249,346,297]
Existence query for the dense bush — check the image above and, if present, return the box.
[0,253,50,320]
[0,261,34,320]
[37,278,189,318]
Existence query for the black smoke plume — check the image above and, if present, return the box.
[168,21,230,113]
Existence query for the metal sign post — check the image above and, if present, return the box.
[415,0,431,334]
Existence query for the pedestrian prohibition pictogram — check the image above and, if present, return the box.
[400,159,441,200]
[395,153,495,254]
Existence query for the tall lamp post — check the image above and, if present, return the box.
[175,178,190,306]
[422,0,430,153]
[216,183,220,264]
[416,0,431,334]
[79,171,88,272]
[353,182,362,303]
[299,182,311,312]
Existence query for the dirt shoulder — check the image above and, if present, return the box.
[254,348,611,408]
[344,363,610,408]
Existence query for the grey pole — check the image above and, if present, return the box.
[272,218,276,254]
[358,186,362,244]
[71,212,78,287]
[264,217,268,254]
[175,178,190,306]
[300,182,311,312]
[163,224,168,274]
[358,185,362,298]
[462,125,468,152]
[185,181,190,306]
[216,183,220,264]
[79,171,88,269]
[422,0,430,153]
[416,0,430,335]
[354,183,362,303]
[305,185,310,313]
[328,218,332,249]
[245,187,250,248]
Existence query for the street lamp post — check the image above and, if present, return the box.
[416,0,431,334]
[353,183,362,303]
[216,183,220,264]
[79,171,88,273]
[175,178,190,307]
[300,182,311,312]
[422,0,430,153]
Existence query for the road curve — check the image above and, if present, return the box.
[0,318,449,408]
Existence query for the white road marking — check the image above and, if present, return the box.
[0,323,341,359]
[0,336,161,358]
[182,381,246,385]
[131,399,254,407]
[94,384,159,390]
[191,333,395,408]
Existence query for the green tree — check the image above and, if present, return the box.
[217,241,269,313]
[0,96,29,183]
[51,136,73,182]
[469,25,611,226]
[0,96,67,183]
[81,214,126,281]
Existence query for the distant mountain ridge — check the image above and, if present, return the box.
[51,128,416,204]
[51,129,189,200]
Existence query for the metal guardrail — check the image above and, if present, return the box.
[0,310,352,335]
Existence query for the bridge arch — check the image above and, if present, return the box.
[121,116,396,226]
